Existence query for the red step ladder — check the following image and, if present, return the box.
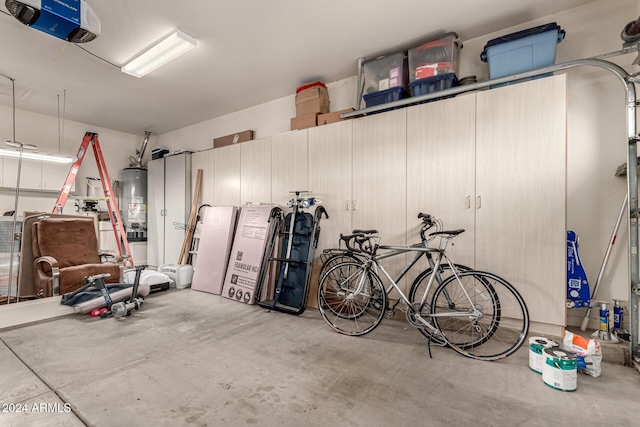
[53,132,134,267]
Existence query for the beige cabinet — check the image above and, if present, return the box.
[271,130,308,207]
[476,75,567,333]
[308,120,354,252]
[147,153,192,266]
[240,137,272,205]
[191,148,215,206]
[406,94,476,271]
[41,162,75,192]
[0,158,75,193]
[406,76,567,334]
[214,145,241,207]
[2,157,42,190]
[308,111,408,291]
[352,109,408,292]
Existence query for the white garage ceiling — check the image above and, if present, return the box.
[0,0,598,136]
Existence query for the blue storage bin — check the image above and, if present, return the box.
[480,22,565,84]
[363,87,409,113]
[408,73,459,103]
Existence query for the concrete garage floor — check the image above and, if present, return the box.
[1,290,638,427]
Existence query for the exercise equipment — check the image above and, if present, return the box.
[109,267,145,318]
[255,191,328,315]
[61,266,146,318]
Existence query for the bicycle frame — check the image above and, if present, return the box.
[351,234,479,328]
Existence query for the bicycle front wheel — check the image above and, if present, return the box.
[431,271,529,361]
[317,262,387,336]
[408,263,471,344]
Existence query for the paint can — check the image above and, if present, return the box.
[542,348,577,392]
[528,337,557,373]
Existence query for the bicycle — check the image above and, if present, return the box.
[316,213,530,361]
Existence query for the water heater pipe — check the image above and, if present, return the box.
[131,131,150,168]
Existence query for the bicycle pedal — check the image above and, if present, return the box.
[386,310,395,319]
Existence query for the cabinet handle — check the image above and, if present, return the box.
[465,196,471,209]
[346,200,350,211]
[476,196,482,209]
[352,200,357,211]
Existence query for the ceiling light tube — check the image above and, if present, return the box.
[122,30,197,78]
[0,147,73,164]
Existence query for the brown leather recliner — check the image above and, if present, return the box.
[32,217,121,296]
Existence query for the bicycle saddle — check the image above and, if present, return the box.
[429,229,465,237]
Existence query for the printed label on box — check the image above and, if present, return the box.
[378,78,390,91]
[222,205,275,304]
[389,66,400,79]
[416,64,438,79]
[389,77,399,88]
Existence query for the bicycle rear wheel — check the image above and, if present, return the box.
[317,262,387,336]
[431,271,529,361]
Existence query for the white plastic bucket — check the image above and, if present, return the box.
[529,337,557,373]
[542,348,577,392]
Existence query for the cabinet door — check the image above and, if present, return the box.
[352,109,408,292]
[308,120,353,253]
[214,145,241,206]
[271,130,308,207]
[241,137,272,205]
[476,75,567,332]
[41,162,74,192]
[2,157,41,190]
[164,153,191,265]
[147,158,165,266]
[406,94,476,271]
[192,149,214,206]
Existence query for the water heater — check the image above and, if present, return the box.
[120,167,147,241]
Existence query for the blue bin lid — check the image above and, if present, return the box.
[480,22,565,62]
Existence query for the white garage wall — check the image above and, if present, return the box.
[157,0,640,329]
[0,106,150,214]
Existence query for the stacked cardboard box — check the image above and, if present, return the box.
[213,130,254,149]
[317,108,355,125]
[290,82,330,130]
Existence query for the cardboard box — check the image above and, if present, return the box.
[213,130,254,149]
[295,83,330,116]
[222,205,276,305]
[317,108,354,126]
[290,113,318,130]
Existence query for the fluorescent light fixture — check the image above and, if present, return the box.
[0,147,73,164]
[122,30,197,78]
[0,81,33,101]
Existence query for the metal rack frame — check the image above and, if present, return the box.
[342,53,640,361]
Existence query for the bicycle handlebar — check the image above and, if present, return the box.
[418,212,436,240]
